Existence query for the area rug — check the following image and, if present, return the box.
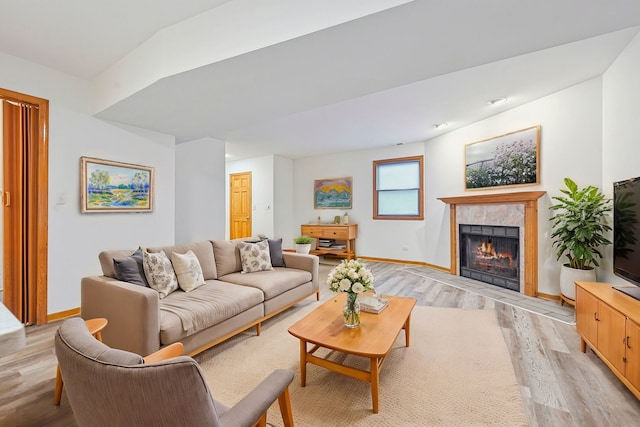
[196,303,528,426]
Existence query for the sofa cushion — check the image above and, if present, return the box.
[171,250,205,292]
[212,240,242,276]
[237,240,273,273]
[99,249,140,278]
[218,268,312,300]
[143,250,179,299]
[159,281,264,343]
[113,248,149,287]
[147,241,217,280]
[268,238,285,268]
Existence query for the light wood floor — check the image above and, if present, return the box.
[1,261,639,426]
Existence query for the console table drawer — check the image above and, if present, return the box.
[302,226,350,239]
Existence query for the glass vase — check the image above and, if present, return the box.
[343,293,361,328]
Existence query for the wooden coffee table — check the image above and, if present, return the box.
[288,293,416,413]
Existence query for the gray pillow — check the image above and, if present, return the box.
[113,248,149,287]
[268,238,286,267]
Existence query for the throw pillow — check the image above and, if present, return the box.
[238,240,273,273]
[113,248,149,287]
[170,250,205,292]
[268,238,286,267]
[142,249,179,298]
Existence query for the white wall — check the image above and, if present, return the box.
[226,155,275,239]
[175,137,226,243]
[1,52,176,315]
[425,78,604,295]
[293,143,425,260]
[273,155,295,249]
[291,78,604,296]
[601,32,640,285]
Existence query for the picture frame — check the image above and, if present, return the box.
[314,176,353,209]
[80,157,154,213]
[464,125,540,190]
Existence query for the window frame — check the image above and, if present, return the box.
[372,155,424,220]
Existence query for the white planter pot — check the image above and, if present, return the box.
[559,264,596,301]
[295,243,311,254]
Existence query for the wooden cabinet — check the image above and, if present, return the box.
[301,224,357,260]
[575,282,640,399]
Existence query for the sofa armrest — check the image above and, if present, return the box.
[81,276,160,356]
[282,253,319,291]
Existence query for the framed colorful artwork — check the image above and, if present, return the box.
[80,157,154,213]
[314,176,352,209]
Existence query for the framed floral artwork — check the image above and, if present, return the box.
[80,157,154,213]
[465,126,540,190]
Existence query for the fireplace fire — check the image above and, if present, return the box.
[459,225,520,291]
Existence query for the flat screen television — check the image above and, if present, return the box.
[613,176,640,298]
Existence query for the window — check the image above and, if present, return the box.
[373,155,424,220]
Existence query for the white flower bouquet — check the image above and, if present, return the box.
[327,259,375,295]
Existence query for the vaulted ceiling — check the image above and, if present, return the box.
[2,1,639,160]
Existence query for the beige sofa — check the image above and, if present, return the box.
[81,239,319,356]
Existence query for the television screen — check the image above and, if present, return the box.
[613,176,640,286]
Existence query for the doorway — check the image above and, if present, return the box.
[229,172,252,239]
[1,88,49,325]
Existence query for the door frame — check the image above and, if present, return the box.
[1,88,48,325]
[229,171,252,240]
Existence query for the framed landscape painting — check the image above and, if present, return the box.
[314,176,352,209]
[80,157,154,213]
[464,125,540,190]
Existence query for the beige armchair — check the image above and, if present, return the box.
[55,317,294,427]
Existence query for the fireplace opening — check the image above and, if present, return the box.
[459,224,520,291]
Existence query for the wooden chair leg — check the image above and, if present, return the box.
[254,413,267,427]
[54,365,63,405]
[278,387,294,427]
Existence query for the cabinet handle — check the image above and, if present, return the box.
[594,312,599,321]
[626,336,631,349]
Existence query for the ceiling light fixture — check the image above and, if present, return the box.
[487,97,508,106]
[432,123,448,129]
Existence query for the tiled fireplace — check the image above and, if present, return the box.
[438,191,545,297]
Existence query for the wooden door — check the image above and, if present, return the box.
[576,286,599,347]
[625,318,640,390]
[1,89,49,325]
[598,302,626,374]
[229,172,251,239]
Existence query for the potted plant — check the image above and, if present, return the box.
[550,178,612,303]
[294,235,314,254]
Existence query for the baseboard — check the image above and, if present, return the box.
[47,307,80,323]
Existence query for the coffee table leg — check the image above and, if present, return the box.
[299,339,307,387]
[404,314,412,347]
[370,357,379,413]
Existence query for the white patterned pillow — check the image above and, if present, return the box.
[238,240,273,273]
[171,250,205,292]
[142,250,179,298]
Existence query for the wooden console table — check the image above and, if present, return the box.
[575,281,640,399]
[301,223,357,260]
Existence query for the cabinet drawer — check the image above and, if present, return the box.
[301,226,324,237]
[301,226,350,239]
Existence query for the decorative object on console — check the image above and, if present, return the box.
[80,156,154,213]
[550,177,612,304]
[314,176,352,209]
[464,125,540,190]
[327,259,375,327]
[294,235,314,254]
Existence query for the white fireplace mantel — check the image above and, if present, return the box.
[438,191,546,297]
